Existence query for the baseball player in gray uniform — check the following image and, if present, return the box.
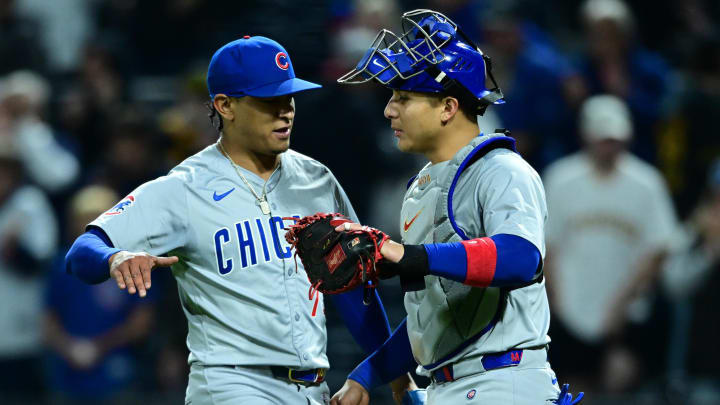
[65,36,396,405]
[330,10,583,405]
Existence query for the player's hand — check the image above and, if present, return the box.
[109,251,178,297]
[390,373,419,404]
[334,222,405,262]
[330,379,369,405]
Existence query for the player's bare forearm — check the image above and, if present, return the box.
[108,251,179,297]
[380,240,405,263]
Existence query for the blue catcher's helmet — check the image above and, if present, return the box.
[338,9,504,109]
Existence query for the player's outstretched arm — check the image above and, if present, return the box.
[336,223,541,288]
[65,227,177,297]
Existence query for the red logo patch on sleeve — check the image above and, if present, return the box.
[324,243,346,274]
[105,195,135,215]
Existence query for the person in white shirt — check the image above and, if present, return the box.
[0,133,58,401]
[543,95,678,393]
[0,70,80,193]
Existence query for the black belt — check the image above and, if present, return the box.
[269,366,326,385]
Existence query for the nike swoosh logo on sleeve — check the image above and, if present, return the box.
[403,209,423,232]
[213,188,235,201]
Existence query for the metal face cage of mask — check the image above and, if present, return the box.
[337,9,504,107]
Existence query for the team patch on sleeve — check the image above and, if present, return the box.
[105,195,135,216]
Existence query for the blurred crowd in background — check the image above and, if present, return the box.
[0,0,719,404]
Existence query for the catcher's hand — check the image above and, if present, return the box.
[284,213,389,304]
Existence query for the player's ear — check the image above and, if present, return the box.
[439,96,460,125]
[213,94,235,122]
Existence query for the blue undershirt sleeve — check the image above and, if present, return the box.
[424,241,467,282]
[347,317,416,391]
[65,227,122,284]
[331,287,391,355]
[490,233,541,286]
[424,234,541,287]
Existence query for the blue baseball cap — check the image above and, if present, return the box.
[207,36,321,99]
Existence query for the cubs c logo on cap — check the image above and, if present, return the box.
[275,52,289,70]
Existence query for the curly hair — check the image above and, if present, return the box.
[206,101,223,133]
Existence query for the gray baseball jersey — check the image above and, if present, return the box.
[401,139,551,373]
[90,144,357,369]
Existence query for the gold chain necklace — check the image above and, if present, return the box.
[217,141,272,215]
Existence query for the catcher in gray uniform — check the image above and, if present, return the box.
[64,36,401,405]
[329,10,583,405]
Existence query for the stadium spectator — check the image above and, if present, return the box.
[43,185,155,405]
[543,94,678,394]
[0,127,58,402]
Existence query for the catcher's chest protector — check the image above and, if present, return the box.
[402,133,515,366]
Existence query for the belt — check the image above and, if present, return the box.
[431,349,525,384]
[269,366,326,385]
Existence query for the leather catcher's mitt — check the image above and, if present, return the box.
[284,213,389,304]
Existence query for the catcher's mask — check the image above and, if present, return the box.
[337,9,504,109]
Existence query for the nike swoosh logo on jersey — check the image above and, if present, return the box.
[213,188,235,201]
[403,209,423,232]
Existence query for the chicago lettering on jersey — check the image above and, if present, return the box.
[213,215,299,275]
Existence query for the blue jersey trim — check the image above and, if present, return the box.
[406,175,418,190]
[447,134,517,240]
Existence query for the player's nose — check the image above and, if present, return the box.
[278,97,295,120]
[279,107,294,120]
[384,99,397,120]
